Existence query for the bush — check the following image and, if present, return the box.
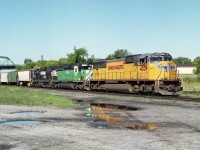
[197,74,200,82]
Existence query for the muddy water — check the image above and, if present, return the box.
[12,111,42,115]
[1,121,43,125]
[85,104,157,130]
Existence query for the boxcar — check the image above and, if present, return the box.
[18,70,34,86]
[0,72,8,85]
[8,71,18,85]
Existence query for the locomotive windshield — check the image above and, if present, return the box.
[150,55,172,63]
[164,55,172,61]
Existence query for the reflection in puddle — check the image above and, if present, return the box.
[12,111,42,115]
[92,106,119,111]
[1,121,43,125]
[85,113,124,122]
[87,120,94,123]
[85,104,157,130]
[85,113,93,117]
[126,124,157,130]
[109,124,157,130]
[92,113,124,122]
[91,104,139,111]
[96,125,108,129]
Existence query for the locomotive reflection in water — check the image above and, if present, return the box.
[0,52,182,95]
[85,104,157,130]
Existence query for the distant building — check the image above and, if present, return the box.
[177,64,196,74]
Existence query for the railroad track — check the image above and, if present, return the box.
[30,86,200,103]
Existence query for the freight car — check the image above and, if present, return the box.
[0,70,33,86]
[90,52,182,95]
[7,71,18,85]
[18,70,34,86]
[0,72,8,85]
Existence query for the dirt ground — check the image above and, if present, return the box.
[0,89,200,150]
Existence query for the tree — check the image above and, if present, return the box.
[193,56,200,74]
[66,47,88,63]
[194,59,200,74]
[58,57,68,65]
[173,57,192,64]
[107,54,115,59]
[87,55,95,64]
[24,58,32,64]
[193,56,200,64]
[45,60,59,67]
[107,49,131,59]
[16,47,93,70]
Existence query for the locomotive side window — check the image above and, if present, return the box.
[74,66,79,73]
[150,55,172,63]
[81,66,92,70]
[139,57,147,64]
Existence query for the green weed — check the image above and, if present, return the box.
[0,86,77,107]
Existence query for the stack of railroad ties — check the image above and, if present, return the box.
[0,52,183,95]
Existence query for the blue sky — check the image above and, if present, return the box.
[0,0,200,64]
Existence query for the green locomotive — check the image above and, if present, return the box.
[52,63,93,90]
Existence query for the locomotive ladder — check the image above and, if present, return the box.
[0,56,16,70]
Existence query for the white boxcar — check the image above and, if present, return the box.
[0,72,8,84]
[18,70,33,86]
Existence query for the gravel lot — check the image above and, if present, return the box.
[0,89,200,150]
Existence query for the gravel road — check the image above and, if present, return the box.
[0,89,200,150]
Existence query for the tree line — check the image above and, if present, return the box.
[16,47,200,74]
[16,47,130,71]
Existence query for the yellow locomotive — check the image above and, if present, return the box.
[90,52,182,95]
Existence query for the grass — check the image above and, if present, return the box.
[180,74,200,91]
[0,86,77,107]
[182,91,200,98]
[179,74,200,98]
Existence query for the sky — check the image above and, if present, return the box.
[0,0,200,64]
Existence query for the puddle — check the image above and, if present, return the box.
[0,121,43,125]
[12,111,42,115]
[0,144,16,149]
[92,106,119,111]
[84,112,124,122]
[126,124,157,130]
[84,113,93,117]
[91,103,139,111]
[108,124,157,130]
[87,119,94,123]
[84,103,157,130]
[96,125,108,129]
[92,113,124,122]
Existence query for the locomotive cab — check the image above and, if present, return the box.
[33,66,57,87]
[148,53,177,80]
[73,64,93,81]
[147,53,182,95]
